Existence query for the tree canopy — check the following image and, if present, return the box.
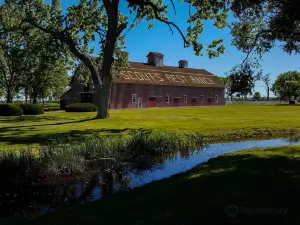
[272,71,300,101]
[0,3,71,103]
[226,60,262,98]
[230,0,300,60]
[252,92,261,101]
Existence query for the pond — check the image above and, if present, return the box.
[1,138,299,220]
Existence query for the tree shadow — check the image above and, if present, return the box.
[0,118,95,133]
[15,150,300,225]
[0,128,148,147]
[0,116,67,123]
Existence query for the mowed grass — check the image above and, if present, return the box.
[8,145,300,225]
[1,104,300,148]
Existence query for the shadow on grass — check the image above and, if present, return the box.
[0,116,64,123]
[0,118,95,133]
[0,128,148,147]
[5,146,300,225]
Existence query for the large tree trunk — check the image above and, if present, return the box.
[266,86,270,101]
[94,0,122,119]
[96,75,112,118]
[6,89,12,103]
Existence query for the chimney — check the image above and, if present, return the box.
[147,52,164,66]
[178,60,188,68]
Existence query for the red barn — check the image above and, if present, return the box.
[60,52,225,109]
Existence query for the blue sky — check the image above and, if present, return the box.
[2,0,300,97]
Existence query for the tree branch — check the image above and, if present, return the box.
[170,0,176,15]
[242,29,273,64]
[126,0,189,47]
[242,28,300,64]
[24,17,102,86]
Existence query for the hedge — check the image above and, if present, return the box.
[0,104,23,116]
[65,103,98,112]
[19,104,44,115]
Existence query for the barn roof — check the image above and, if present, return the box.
[112,61,225,88]
[146,52,164,57]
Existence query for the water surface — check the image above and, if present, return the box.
[1,138,299,220]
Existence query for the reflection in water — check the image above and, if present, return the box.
[1,138,299,220]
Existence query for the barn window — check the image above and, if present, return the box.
[132,94,137,103]
[184,95,188,103]
[200,95,203,103]
[215,95,219,102]
[166,94,170,103]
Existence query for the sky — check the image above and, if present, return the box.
[2,0,300,97]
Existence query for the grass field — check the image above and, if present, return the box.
[1,105,300,148]
[7,145,300,225]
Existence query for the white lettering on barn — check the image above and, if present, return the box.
[119,71,216,85]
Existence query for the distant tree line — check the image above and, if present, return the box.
[219,63,300,104]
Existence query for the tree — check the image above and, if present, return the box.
[0,88,4,98]
[261,73,271,101]
[252,92,261,101]
[0,4,27,103]
[23,59,69,104]
[226,60,262,100]
[271,71,300,103]
[0,3,71,104]
[7,0,229,119]
[230,0,300,61]
[21,29,70,104]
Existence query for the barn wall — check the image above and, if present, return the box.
[110,83,225,109]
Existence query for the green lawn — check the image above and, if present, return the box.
[8,145,300,225]
[1,105,300,148]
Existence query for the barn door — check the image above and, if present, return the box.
[192,99,196,106]
[174,98,179,107]
[148,97,157,108]
[207,98,213,106]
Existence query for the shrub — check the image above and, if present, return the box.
[66,103,98,112]
[19,104,44,115]
[0,104,23,116]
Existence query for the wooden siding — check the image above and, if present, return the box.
[110,83,225,109]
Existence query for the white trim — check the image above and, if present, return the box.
[138,97,143,108]
[132,94,137,104]
[215,95,219,102]
[184,95,188,103]
[190,97,198,98]
[166,94,170,103]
